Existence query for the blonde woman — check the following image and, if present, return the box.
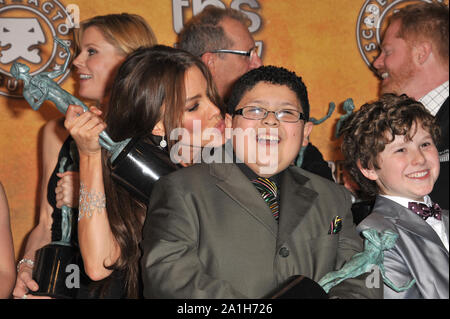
[13,13,157,299]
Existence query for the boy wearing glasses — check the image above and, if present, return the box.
[141,66,379,299]
[179,6,333,181]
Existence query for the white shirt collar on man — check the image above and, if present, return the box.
[381,194,448,251]
[419,80,449,116]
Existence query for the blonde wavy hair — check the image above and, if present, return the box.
[75,13,157,56]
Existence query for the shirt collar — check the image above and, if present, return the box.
[380,194,432,208]
[236,162,282,186]
[418,80,449,116]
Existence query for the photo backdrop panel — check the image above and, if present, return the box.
[2,0,445,258]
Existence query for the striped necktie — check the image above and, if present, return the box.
[252,177,279,221]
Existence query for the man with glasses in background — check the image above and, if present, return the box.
[141,66,380,299]
[178,6,262,100]
[178,6,333,180]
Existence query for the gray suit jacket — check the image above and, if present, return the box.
[141,163,381,299]
[357,196,449,299]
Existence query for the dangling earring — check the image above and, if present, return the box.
[159,136,167,149]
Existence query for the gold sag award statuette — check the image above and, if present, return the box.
[0,0,75,98]
[356,0,449,73]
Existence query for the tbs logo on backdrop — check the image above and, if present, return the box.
[356,0,448,72]
[0,0,78,98]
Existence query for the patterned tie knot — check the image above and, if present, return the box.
[252,177,279,220]
[408,202,442,221]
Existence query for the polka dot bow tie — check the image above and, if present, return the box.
[408,202,442,221]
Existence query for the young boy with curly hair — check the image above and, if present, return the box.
[341,93,449,299]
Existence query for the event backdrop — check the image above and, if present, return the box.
[1,0,447,259]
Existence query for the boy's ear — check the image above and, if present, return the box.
[152,120,165,137]
[301,121,313,147]
[356,159,378,181]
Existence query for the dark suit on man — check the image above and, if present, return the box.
[141,162,381,299]
[430,97,449,209]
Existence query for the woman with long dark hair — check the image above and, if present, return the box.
[65,45,226,298]
[13,13,157,299]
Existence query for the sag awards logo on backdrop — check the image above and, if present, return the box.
[356,0,449,71]
[172,0,263,56]
[0,0,78,98]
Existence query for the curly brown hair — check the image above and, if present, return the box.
[340,94,440,199]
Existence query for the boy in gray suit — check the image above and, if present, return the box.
[141,66,380,299]
[341,94,449,298]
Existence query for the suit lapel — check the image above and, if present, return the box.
[442,210,449,243]
[375,197,447,252]
[210,163,278,237]
[277,167,318,248]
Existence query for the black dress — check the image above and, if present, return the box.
[429,98,449,210]
[48,136,78,243]
[47,136,126,298]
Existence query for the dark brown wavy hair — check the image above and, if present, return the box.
[340,93,440,199]
[101,45,222,298]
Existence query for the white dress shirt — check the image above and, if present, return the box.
[419,80,449,116]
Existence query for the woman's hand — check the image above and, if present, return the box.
[55,171,80,208]
[64,105,106,156]
[13,263,51,299]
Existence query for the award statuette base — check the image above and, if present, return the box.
[110,136,178,202]
[271,275,328,299]
[31,243,81,299]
